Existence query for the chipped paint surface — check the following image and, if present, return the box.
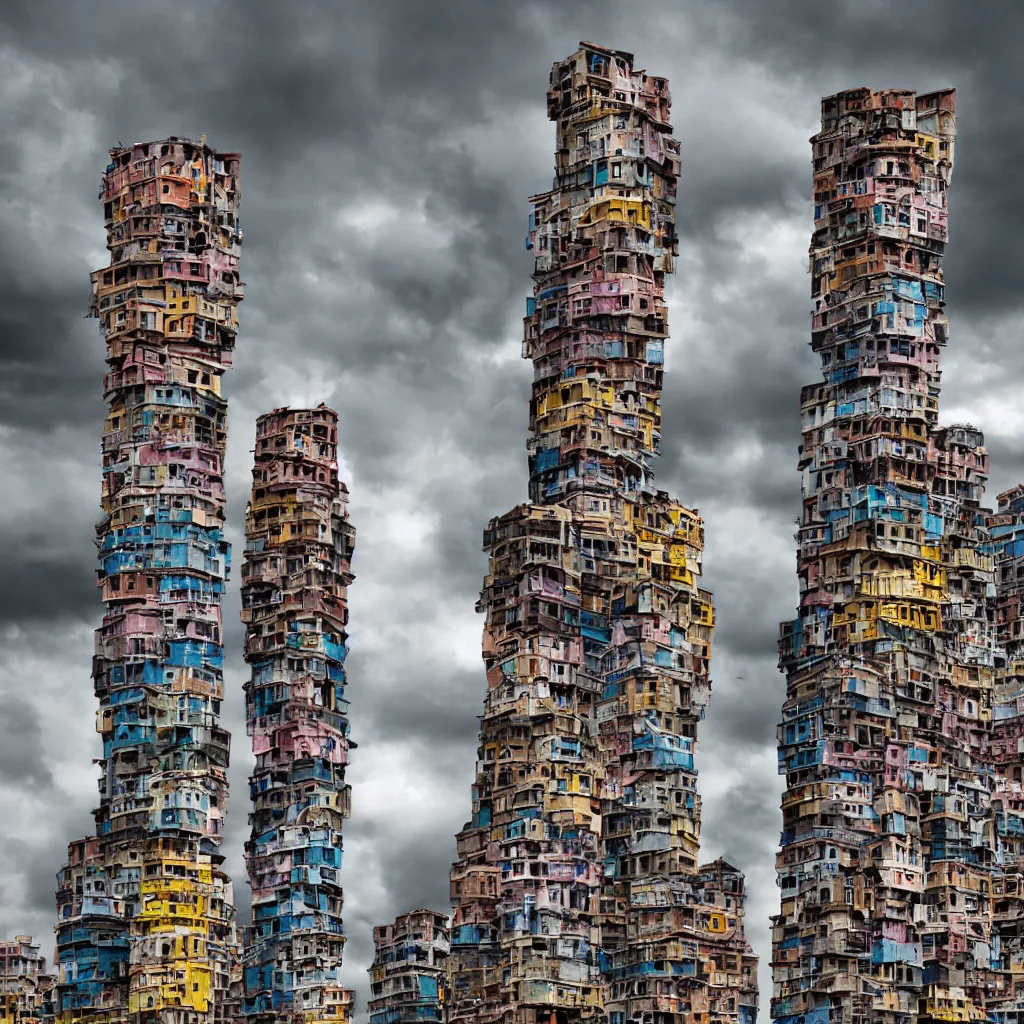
[444,42,758,1024]
[54,138,243,1024]
[240,406,356,1024]
[774,88,1024,1024]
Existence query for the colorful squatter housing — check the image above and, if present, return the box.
[367,910,450,1024]
[447,42,758,1024]
[241,406,356,1024]
[0,936,55,1024]
[774,88,1024,1024]
[987,486,1024,1023]
[55,138,243,1024]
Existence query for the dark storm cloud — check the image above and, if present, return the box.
[0,426,99,624]
[0,548,97,624]
[0,697,53,789]
[3,0,1024,1014]
[690,0,1024,315]
[349,642,483,751]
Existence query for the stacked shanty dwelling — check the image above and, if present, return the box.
[55,137,243,1024]
[240,406,356,1024]
[0,936,56,1024]
[445,42,758,1024]
[772,87,1024,1024]
[367,910,450,1024]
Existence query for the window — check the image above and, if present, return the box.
[611,163,621,179]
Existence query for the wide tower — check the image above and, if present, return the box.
[448,42,757,1024]
[55,138,244,1024]
[240,406,356,1024]
[772,89,1019,1024]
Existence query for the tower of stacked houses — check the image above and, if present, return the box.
[54,138,244,1024]
[987,487,1024,1020]
[446,42,757,1024]
[367,910,451,1024]
[774,87,1024,1024]
[240,406,357,1023]
[0,936,55,1023]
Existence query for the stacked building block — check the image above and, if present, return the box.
[772,88,1024,1024]
[983,486,1024,1023]
[240,406,356,1024]
[367,910,451,1024]
[55,137,243,1024]
[448,42,757,1024]
[0,936,55,1024]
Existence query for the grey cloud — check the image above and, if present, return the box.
[704,776,782,866]
[352,659,482,749]
[7,838,65,919]
[0,538,97,624]
[0,697,53,789]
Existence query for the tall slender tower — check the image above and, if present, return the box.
[55,138,243,1024]
[773,89,1024,1024]
[448,42,757,1024]
[240,406,356,1024]
[986,487,1024,1019]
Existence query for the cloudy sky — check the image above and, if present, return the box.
[2,0,1023,1012]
